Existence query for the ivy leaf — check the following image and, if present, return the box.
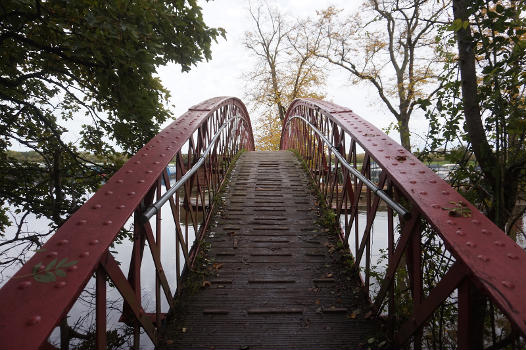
[45,258,58,272]
[32,262,43,274]
[55,269,66,277]
[34,272,56,283]
[62,260,78,268]
[56,258,68,269]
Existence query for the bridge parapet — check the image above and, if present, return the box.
[281,98,525,348]
[0,97,254,348]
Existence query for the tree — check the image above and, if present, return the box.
[0,0,224,268]
[418,2,525,346]
[243,2,326,151]
[311,0,448,151]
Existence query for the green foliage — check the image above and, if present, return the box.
[0,0,223,257]
[419,0,526,231]
[31,257,78,283]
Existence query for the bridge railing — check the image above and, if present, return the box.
[0,97,254,349]
[281,98,525,349]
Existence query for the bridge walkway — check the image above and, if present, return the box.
[159,150,381,349]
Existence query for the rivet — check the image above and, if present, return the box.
[398,149,404,153]
[77,220,87,226]
[431,204,440,209]
[409,180,416,184]
[57,240,69,246]
[447,220,454,225]
[381,138,386,140]
[378,149,384,152]
[481,229,490,235]
[89,239,99,245]
[47,251,58,258]
[466,241,476,248]
[418,170,425,174]
[103,220,112,226]
[400,171,406,174]
[160,154,166,157]
[115,179,123,184]
[494,240,505,247]
[18,281,32,290]
[387,143,393,146]
[126,170,134,174]
[26,316,41,326]
[146,170,153,174]
[392,163,398,166]
[419,191,427,195]
[456,230,465,236]
[367,139,372,142]
[385,155,391,159]
[477,254,489,262]
[171,141,176,144]
[55,281,67,289]
[471,219,480,225]
[138,179,145,183]
[128,192,136,196]
[372,143,377,146]
[153,161,160,164]
[410,162,416,166]
[142,153,149,157]
[79,251,90,258]
[507,253,518,260]
[134,161,141,164]
[117,205,126,209]
[501,281,514,289]
[92,204,102,209]
[441,191,449,195]
[429,180,437,184]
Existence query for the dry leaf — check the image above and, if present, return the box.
[202,280,211,288]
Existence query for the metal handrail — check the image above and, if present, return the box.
[284,115,410,220]
[142,115,243,221]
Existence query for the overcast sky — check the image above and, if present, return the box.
[157,0,431,149]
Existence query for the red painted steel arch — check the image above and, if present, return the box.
[281,98,525,347]
[0,97,254,348]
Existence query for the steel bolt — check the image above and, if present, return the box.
[154,161,160,164]
[138,179,145,183]
[47,251,58,258]
[126,170,134,174]
[103,220,112,226]
[57,239,69,246]
[89,239,99,245]
[77,219,87,226]
[79,251,90,258]
[128,191,136,196]
[471,219,480,225]
[466,241,476,248]
[134,161,141,164]
[501,281,514,289]
[456,230,465,236]
[481,229,489,235]
[477,255,489,262]
[117,205,126,209]
[92,204,102,209]
[55,281,67,289]
[26,316,41,326]
[18,281,32,290]
[67,265,78,272]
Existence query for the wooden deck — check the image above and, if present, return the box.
[159,151,381,349]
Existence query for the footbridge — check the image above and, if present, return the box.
[0,97,524,349]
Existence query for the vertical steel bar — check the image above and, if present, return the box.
[95,264,107,350]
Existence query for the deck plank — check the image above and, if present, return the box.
[159,151,380,350]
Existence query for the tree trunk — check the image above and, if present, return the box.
[399,114,411,151]
[452,0,496,186]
